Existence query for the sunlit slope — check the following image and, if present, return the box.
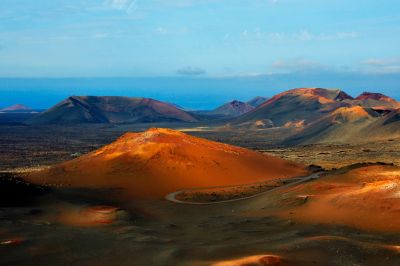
[279,165,400,232]
[26,128,308,199]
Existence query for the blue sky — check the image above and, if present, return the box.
[0,0,400,108]
[1,0,400,77]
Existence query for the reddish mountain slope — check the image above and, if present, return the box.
[352,92,400,109]
[279,165,400,232]
[26,128,308,199]
[232,88,400,144]
[235,88,352,126]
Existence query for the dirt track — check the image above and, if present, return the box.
[165,172,322,204]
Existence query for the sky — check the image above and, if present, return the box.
[0,0,400,109]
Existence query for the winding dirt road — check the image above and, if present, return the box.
[165,172,323,205]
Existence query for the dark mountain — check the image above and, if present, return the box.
[26,96,198,125]
[209,100,254,117]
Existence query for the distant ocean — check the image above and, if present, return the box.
[1,73,399,110]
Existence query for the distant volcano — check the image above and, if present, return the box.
[26,128,308,199]
[0,104,33,112]
[26,96,198,125]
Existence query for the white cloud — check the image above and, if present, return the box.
[280,30,359,42]
[298,30,313,41]
[319,31,359,41]
[104,0,138,14]
[271,58,324,73]
[92,32,109,39]
[362,57,400,74]
[154,26,189,36]
[106,0,128,10]
[241,29,359,42]
[241,30,249,39]
[126,0,139,14]
[153,0,222,8]
[156,27,168,35]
